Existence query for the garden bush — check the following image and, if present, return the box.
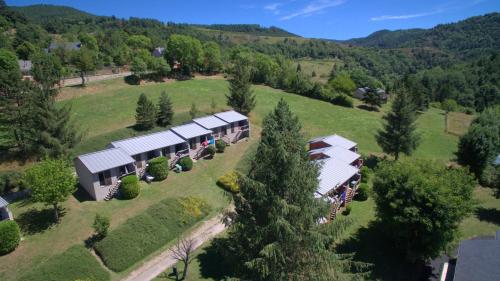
[342,205,352,216]
[94,197,210,272]
[330,94,353,108]
[0,220,20,255]
[179,157,193,171]
[0,171,24,195]
[217,171,241,193]
[205,145,216,158]
[120,175,140,199]
[355,183,369,201]
[215,139,226,153]
[360,166,371,183]
[146,156,169,181]
[19,245,110,281]
[93,214,110,239]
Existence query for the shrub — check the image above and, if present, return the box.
[342,205,352,216]
[217,171,241,193]
[93,214,110,239]
[355,183,369,201]
[120,175,140,199]
[146,156,169,181]
[179,157,193,171]
[360,166,371,183]
[94,198,210,272]
[205,145,216,158]
[18,245,110,281]
[0,220,20,255]
[179,197,211,218]
[124,74,140,85]
[330,94,353,108]
[216,139,226,153]
[0,171,24,195]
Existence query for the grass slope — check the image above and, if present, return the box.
[18,245,110,281]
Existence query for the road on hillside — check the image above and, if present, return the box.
[120,214,227,281]
[61,71,132,87]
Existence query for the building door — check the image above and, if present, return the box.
[134,154,143,168]
[98,170,112,186]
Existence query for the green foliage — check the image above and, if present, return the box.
[146,156,169,181]
[205,145,215,158]
[135,93,156,130]
[18,245,110,281]
[0,220,20,255]
[179,157,193,171]
[376,90,420,160]
[226,60,256,115]
[72,47,96,86]
[360,166,370,183]
[31,52,62,94]
[0,171,24,195]
[329,93,354,108]
[373,159,476,262]
[189,102,198,119]
[328,72,356,95]
[441,99,459,113]
[127,34,152,50]
[131,57,147,77]
[156,91,174,127]
[362,88,383,109]
[166,34,203,74]
[355,183,369,201]
[216,170,241,193]
[342,205,352,216]
[480,165,500,194]
[215,139,226,153]
[0,48,20,89]
[202,41,222,73]
[94,198,210,272]
[457,106,500,178]
[120,175,140,200]
[93,213,110,239]
[24,158,77,221]
[15,41,37,60]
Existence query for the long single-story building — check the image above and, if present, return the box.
[214,110,250,143]
[109,130,188,176]
[0,196,13,221]
[74,148,136,201]
[309,134,358,152]
[170,123,213,159]
[309,146,363,168]
[193,115,229,141]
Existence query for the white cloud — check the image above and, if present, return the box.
[265,3,283,11]
[370,10,442,21]
[279,0,346,21]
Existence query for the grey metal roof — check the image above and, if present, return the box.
[110,130,186,156]
[18,60,32,72]
[170,123,213,140]
[316,158,359,196]
[214,110,248,123]
[454,232,500,281]
[193,115,228,130]
[76,148,135,174]
[309,146,360,164]
[0,196,8,208]
[309,134,357,150]
[49,41,81,51]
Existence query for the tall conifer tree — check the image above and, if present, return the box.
[156,91,174,127]
[226,61,256,116]
[376,89,420,160]
[135,93,156,130]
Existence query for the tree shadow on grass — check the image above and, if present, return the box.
[197,239,235,280]
[73,187,94,203]
[357,105,379,112]
[475,207,500,225]
[16,207,63,235]
[337,221,435,281]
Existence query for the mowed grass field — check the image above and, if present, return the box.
[1,77,496,281]
[294,58,342,83]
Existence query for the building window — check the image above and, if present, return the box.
[98,170,112,186]
[147,150,156,160]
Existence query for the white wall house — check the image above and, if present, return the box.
[193,115,229,141]
[214,111,250,143]
[74,148,136,201]
[170,123,213,159]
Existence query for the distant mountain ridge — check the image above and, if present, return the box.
[344,13,500,58]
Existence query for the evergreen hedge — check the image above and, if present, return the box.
[121,175,140,199]
[355,183,369,201]
[179,157,193,171]
[215,139,226,153]
[146,156,169,181]
[205,145,216,158]
[0,220,20,255]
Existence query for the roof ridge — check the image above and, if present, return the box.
[111,129,173,144]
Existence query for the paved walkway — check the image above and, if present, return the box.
[62,72,132,87]
[120,214,227,281]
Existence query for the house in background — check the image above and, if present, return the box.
[193,115,229,141]
[0,196,13,221]
[74,148,136,201]
[354,87,388,103]
[152,47,165,58]
[214,110,250,143]
[309,134,358,152]
[47,41,82,52]
[170,123,213,159]
[18,60,32,74]
[109,130,188,177]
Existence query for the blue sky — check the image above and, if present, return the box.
[7,0,500,39]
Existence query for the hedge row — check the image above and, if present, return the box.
[19,245,110,281]
[94,197,210,272]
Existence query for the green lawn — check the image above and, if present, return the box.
[294,58,342,83]
[0,77,485,280]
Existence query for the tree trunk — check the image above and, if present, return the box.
[80,72,86,87]
[181,261,188,280]
[395,152,399,161]
[53,203,59,221]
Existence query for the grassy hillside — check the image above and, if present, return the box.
[60,78,457,161]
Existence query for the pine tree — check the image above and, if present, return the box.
[362,88,382,110]
[135,93,156,130]
[156,91,174,127]
[220,99,363,280]
[189,102,198,119]
[226,61,256,116]
[296,63,302,72]
[376,89,420,160]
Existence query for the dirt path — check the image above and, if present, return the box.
[61,72,132,87]
[120,213,227,281]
